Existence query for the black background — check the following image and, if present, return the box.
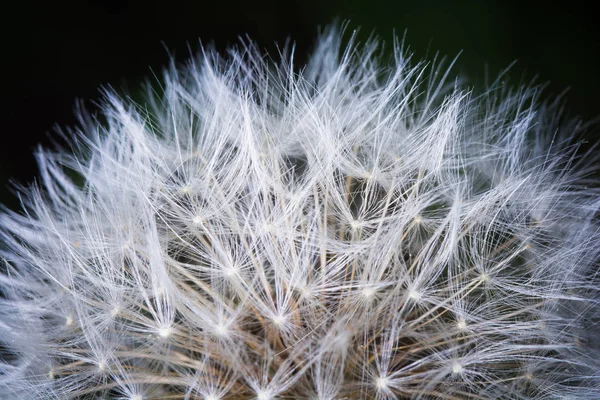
[4,0,599,210]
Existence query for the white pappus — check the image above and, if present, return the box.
[1,26,599,399]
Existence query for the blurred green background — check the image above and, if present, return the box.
[4,0,599,210]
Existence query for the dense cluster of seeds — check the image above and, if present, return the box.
[1,29,599,399]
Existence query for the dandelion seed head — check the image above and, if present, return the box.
[1,24,599,400]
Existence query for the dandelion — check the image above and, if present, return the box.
[1,26,599,399]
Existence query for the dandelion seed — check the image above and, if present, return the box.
[361,287,376,299]
[300,286,313,299]
[256,389,273,400]
[271,314,287,327]
[408,289,421,301]
[180,185,192,194]
[375,376,390,391]
[214,324,229,337]
[349,219,363,230]
[111,306,121,318]
[158,327,172,338]
[452,361,463,375]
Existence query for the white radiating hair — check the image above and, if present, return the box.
[1,26,599,399]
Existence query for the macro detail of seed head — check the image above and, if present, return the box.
[1,27,599,399]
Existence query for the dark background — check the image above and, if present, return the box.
[4,0,599,210]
